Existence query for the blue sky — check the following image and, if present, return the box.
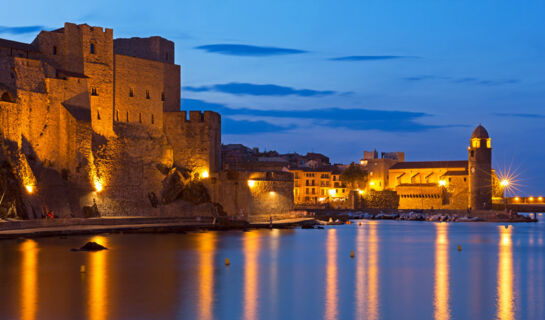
[2,0,545,195]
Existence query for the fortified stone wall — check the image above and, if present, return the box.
[114,54,167,129]
[114,37,180,112]
[0,22,267,219]
[206,170,294,216]
[163,111,221,175]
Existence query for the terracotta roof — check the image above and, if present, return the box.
[290,165,342,174]
[0,38,38,52]
[396,183,440,187]
[471,125,489,139]
[390,160,468,170]
[442,170,468,176]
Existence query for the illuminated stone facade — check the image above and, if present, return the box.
[290,167,348,206]
[0,23,222,217]
[388,126,496,210]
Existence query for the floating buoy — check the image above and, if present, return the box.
[225,258,230,266]
[80,265,86,273]
[457,245,462,252]
[350,250,355,258]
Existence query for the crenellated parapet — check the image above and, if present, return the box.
[163,110,221,175]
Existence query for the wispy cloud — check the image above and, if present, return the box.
[404,75,519,86]
[329,55,413,61]
[184,82,336,97]
[0,25,44,35]
[194,44,307,56]
[495,113,545,119]
[182,98,464,134]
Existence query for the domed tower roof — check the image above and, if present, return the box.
[471,125,489,139]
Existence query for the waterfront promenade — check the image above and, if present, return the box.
[0,216,314,239]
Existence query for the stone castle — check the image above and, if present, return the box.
[0,22,293,218]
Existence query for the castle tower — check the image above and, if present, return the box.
[468,125,492,210]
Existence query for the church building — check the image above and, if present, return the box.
[388,125,498,210]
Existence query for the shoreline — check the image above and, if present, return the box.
[0,210,539,239]
[0,216,315,240]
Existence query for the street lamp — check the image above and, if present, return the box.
[500,179,509,210]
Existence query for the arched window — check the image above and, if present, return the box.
[0,91,14,102]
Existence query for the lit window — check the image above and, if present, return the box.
[471,138,480,148]
[486,139,491,148]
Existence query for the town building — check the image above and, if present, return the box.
[290,166,349,206]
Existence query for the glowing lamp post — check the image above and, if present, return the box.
[25,185,34,194]
[94,180,103,192]
[500,179,509,210]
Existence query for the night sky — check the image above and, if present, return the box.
[2,0,544,195]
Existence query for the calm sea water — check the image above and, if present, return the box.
[0,218,544,320]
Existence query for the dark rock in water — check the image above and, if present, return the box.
[316,226,325,229]
[301,225,315,229]
[72,241,108,252]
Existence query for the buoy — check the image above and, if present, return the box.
[80,265,86,273]
[350,250,355,258]
[457,245,462,252]
[225,258,230,266]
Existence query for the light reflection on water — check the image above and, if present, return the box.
[367,221,379,320]
[243,231,259,320]
[197,232,216,320]
[324,229,338,320]
[1,220,544,319]
[434,223,450,320]
[497,226,514,320]
[88,236,108,320]
[20,239,38,320]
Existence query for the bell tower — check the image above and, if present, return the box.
[468,125,492,210]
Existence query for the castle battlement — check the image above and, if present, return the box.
[0,22,226,218]
[60,22,113,36]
